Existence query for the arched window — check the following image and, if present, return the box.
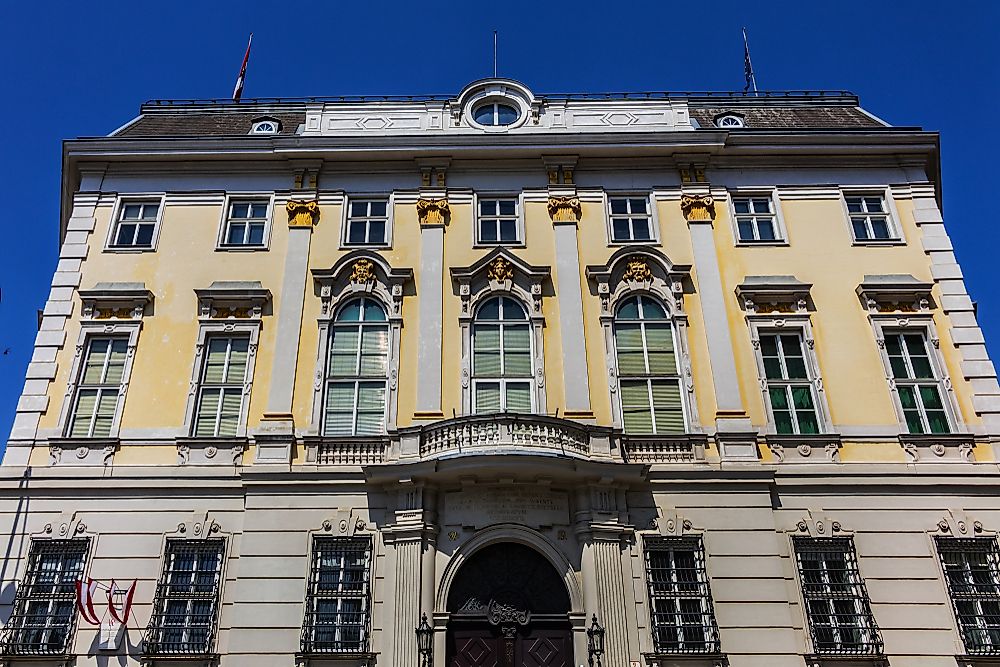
[472,296,533,413]
[472,102,520,127]
[614,295,684,434]
[323,298,389,436]
[715,114,745,128]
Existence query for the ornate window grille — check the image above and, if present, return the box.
[144,539,225,655]
[2,539,89,656]
[644,536,720,654]
[794,537,882,655]
[936,537,1000,655]
[301,537,372,654]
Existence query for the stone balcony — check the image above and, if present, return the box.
[302,413,708,466]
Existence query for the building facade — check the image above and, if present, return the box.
[2,78,1000,667]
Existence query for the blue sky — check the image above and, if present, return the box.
[1,1,999,442]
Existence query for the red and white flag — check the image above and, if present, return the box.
[76,578,101,625]
[232,33,253,102]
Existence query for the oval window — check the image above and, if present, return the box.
[473,102,520,127]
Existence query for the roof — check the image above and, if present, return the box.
[688,106,883,129]
[116,111,306,137]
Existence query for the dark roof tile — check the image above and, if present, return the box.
[689,106,885,129]
[115,112,305,137]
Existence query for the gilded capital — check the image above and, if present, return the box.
[680,195,715,222]
[286,200,320,228]
[547,196,581,223]
[417,198,450,226]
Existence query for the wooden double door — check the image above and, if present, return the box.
[447,621,573,667]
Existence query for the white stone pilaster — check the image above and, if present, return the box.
[415,224,444,417]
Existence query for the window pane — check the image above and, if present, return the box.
[621,380,653,434]
[871,218,891,239]
[852,218,868,240]
[369,201,387,217]
[846,198,863,213]
[631,219,652,240]
[135,224,154,247]
[480,220,497,242]
[645,324,676,374]
[115,222,136,246]
[231,202,249,219]
[122,204,142,219]
[359,327,389,376]
[499,219,517,242]
[612,218,631,240]
[498,200,516,216]
[368,220,385,244]
[70,390,98,437]
[651,381,684,432]
[227,222,247,245]
[247,222,265,245]
[348,222,367,244]
[610,198,628,214]
[757,219,776,241]
[733,199,750,214]
[505,383,532,412]
[475,383,501,413]
[737,219,755,240]
[194,389,222,436]
[337,301,362,322]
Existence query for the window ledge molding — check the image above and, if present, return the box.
[642,653,729,667]
[735,240,789,248]
[851,239,905,247]
[957,655,1000,667]
[0,655,74,667]
[898,432,976,464]
[175,436,247,466]
[214,244,268,253]
[78,282,154,320]
[765,433,843,464]
[803,656,887,667]
[46,436,118,467]
[295,652,378,667]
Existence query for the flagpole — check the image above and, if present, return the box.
[742,27,759,95]
[493,31,498,78]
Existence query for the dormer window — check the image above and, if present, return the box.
[715,113,745,128]
[249,118,280,135]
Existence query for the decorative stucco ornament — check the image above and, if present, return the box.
[350,259,376,284]
[487,256,514,283]
[286,200,320,227]
[621,258,652,283]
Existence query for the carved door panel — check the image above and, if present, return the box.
[517,626,572,667]
[449,628,500,667]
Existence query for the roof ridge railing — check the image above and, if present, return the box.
[141,89,857,107]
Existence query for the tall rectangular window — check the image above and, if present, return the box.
[609,196,653,242]
[301,537,372,654]
[478,198,519,244]
[794,537,882,656]
[733,196,779,242]
[345,200,388,246]
[3,539,88,656]
[221,200,268,247]
[644,537,720,654]
[759,332,820,435]
[936,537,1000,655]
[110,201,159,249]
[145,540,225,655]
[324,298,389,436]
[193,335,250,437]
[68,337,128,438]
[846,195,896,241]
[884,332,950,434]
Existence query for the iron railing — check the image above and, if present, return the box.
[794,537,883,656]
[300,537,372,654]
[1,539,89,656]
[143,539,225,655]
[937,537,1000,655]
[644,536,721,654]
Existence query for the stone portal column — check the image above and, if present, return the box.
[255,199,320,463]
[682,192,757,461]
[590,531,630,667]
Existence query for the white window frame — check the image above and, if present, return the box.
[612,295,688,435]
[216,194,273,251]
[473,192,525,247]
[727,189,788,245]
[715,113,745,128]
[840,188,905,245]
[868,316,962,435]
[606,193,660,245]
[320,297,392,437]
[58,321,142,439]
[341,195,393,248]
[747,316,833,435]
[105,195,165,252]
[470,296,536,414]
[250,119,279,134]
[182,322,261,439]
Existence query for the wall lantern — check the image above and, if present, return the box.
[587,614,605,666]
[415,612,433,666]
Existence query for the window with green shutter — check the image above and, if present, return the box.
[68,337,129,437]
[614,295,684,434]
[324,298,389,436]
[884,332,950,435]
[472,296,533,413]
[758,332,821,435]
[193,336,250,437]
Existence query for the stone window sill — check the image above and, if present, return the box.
[956,655,1000,667]
[803,655,888,667]
[642,653,729,667]
[294,652,378,667]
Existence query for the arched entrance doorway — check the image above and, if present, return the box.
[445,542,573,667]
